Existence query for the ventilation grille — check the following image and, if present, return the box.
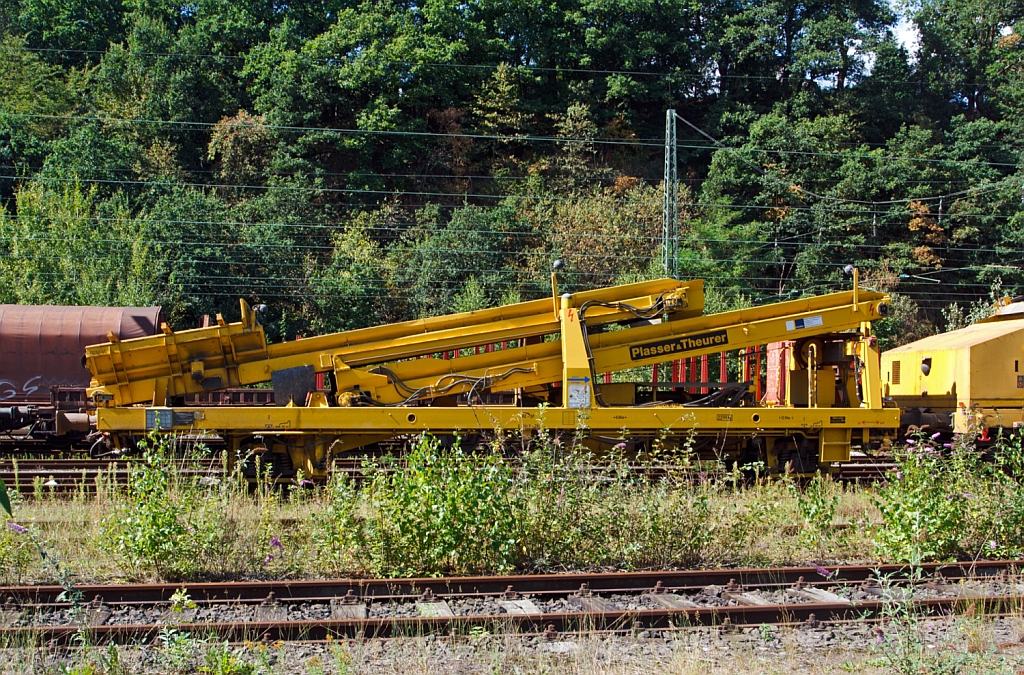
[892,360,901,385]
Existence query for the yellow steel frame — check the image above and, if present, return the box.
[87,277,900,477]
[96,407,897,440]
[96,405,897,478]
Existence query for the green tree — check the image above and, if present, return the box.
[19,0,126,65]
[0,36,79,199]
[307,218,388,334]
[386,203,532,318]
[914,0,1024,119]
[0,181,153,305]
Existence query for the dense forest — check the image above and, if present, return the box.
[1,0,1022,347]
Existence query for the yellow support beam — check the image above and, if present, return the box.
[96,405,899,436]
[560,294,596,409]
[588,289,889,379]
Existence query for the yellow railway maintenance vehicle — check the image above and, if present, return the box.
[882,296,1024,438]
[84,274,898,479]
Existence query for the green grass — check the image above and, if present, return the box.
[1,427,1023,584]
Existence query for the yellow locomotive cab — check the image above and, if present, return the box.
[882,299,1024,434]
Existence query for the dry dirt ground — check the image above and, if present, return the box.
[4,618,1024,675]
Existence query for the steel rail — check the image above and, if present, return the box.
[0,458,224,494]
[0,561,1017,605]
[1,596,1019,645]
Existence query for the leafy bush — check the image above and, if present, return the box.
[981,432,1024,557]
[872,434,974,562]
[99,437,229,580]
[872,429,1024,562]
[365,436,518,576]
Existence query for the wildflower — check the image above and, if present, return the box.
[943,443,953,449]
[905,439,916,445]
[299,479,314,488]
[270,537,284,551]
[989,541,997,550]
[264,554,274,563]
[895,471,902,480]
[7,523,28,534]
[612,442,627,451]
[810,562,835,579]
[876,631,885,644]
[962,493,973,499]
[931,432,941,439]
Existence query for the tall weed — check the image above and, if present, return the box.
[598,482,715,569]
[99,436,230,580]
[514,438,614,568]
[309,472,364,575]
[788,472,841,557]
[515,432,719,570]
[873,429,1024,562]
[0,518,33,583]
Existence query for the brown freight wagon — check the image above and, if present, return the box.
[0,305,164,404]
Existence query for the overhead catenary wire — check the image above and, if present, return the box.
[1,163,993,185]
[3,243,1019,276]
[5,206,1024,259]
[7,213,1024,256]
[4,173,1023,221]
[7,45,1005,88]
[4,226,1023,268]
[3,263,1007,293]
[4,112,1024,169]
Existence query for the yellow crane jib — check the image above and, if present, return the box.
[86,279,703,408]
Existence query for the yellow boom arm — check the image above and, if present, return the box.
[86,278,701,407]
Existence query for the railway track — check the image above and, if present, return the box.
[0,562,1019,644]
[0,458,224,494]
[0,455,898,494]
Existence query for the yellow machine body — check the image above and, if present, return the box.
[86,277,899,478]
[882,310,1024,433]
